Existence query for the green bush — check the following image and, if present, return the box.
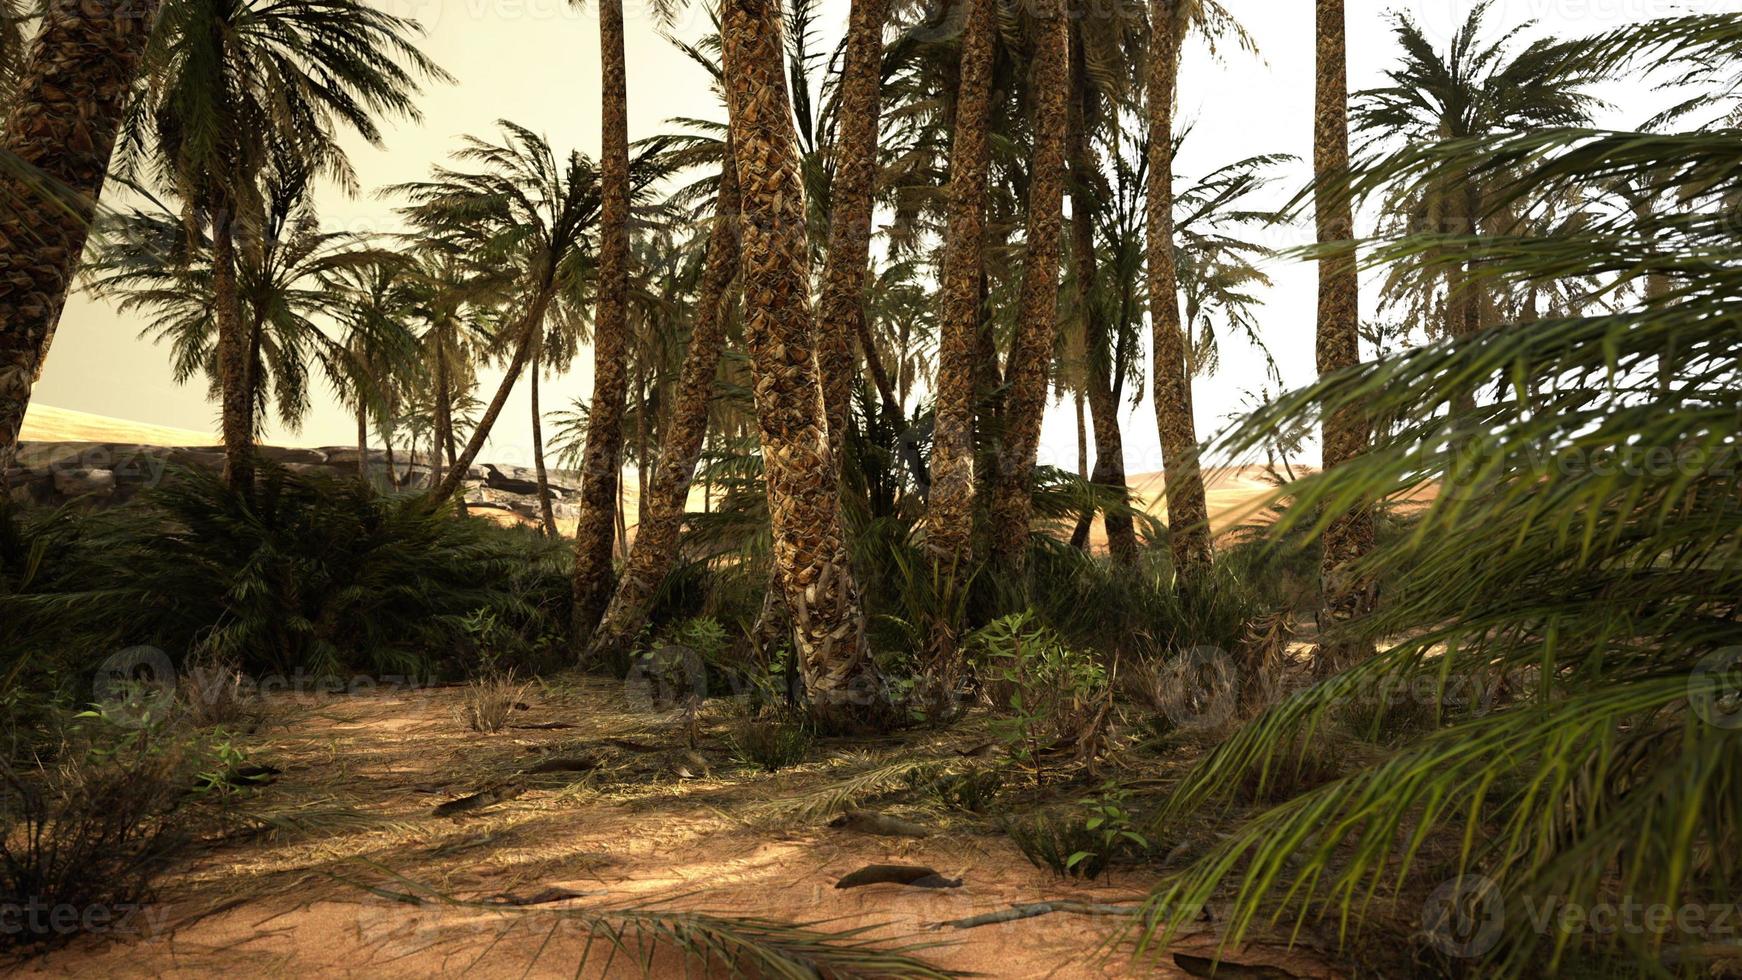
[968,613,1109,769]
[2,465,570,685]
[726,708,814,772]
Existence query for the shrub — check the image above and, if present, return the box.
[5,465,569,684]
[968,614,1110,770]
[460,672,531,734]
[726,708,814,772]
[1232,735,1345,806]
[1006,789,1149,882]
[0,713,205,951]
[178,659,258,731]
[918,768,1004,814]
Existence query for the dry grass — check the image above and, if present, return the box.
[179,661,258,730]
[459,671,532,734]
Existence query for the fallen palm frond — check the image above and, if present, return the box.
[335,864,963,978]
[742,754,973,824]
[226,799,421,842]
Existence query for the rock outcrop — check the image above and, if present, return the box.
[3,441,575,526]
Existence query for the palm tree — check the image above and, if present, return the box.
[1312,0,1371,671]
[987,0,1070,572]
[586,149,741,664]
[719,0,885,730]
[0,0,36,106]
[0,0,162,477]
[122,0,445,493]
[1137,17,1742,972]
[813,0,889,468]
[922,0,997,626]
[1143,0,1249,576]
[1353,3,1600,361]
[1066,16,1143,566]
[567,0,636,648]
[329,257,424,482]
[87,165,390,445]
[391,122,602,504]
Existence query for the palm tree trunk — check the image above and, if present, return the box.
[570,0,633,649]
[1313,0,1374,673]
[0,0,160,476]
[356,402,370,480]
[1145,0,1211,575]
[383,433,401,490]
[988,5,1069,573]
[586,153,741,664]
[815,0,889,469]
[636,370,650,528]
[924,0,997,581]
[211,204,256,495]
[1066,37,1138,566]
[530,342,558,538]
[431,285,555,501]
[432,338,452,490]
[1074,391,1087,479]
[721,0,885,731]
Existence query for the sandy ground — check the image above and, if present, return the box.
[19,680,1342,979]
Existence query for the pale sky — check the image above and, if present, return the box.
[30,0,1711,471]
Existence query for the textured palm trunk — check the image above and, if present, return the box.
[570,0,633,649]
[383,435,401,489]
[586,155,741,665]
[211,209,256,495]
[1066,41,1138,566]
[815,0,889,469]
[1144,1,1211,576]
[988,4,1069,572]
[924,0,996,578]
[0,0,160,476]
[530,343,558,538]
[1313,0,1374,673]
[432,339,452,489]
[1074,391,1086,479]
[356,402,370,479]
[721,0,885,731]
[431,285,555,501]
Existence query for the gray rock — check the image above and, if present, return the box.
[54,469,116,499]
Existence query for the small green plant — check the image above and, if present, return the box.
[1007,810,1106,879]
[666,617,730,663]
[968,613,1109,775]
[918,768,1004,813]
[726,708,814,772]
[191,732,257,797]
[1008,785,1151,880]
[1069,782,1150,876]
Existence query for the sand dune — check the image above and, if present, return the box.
[20,403,217,447]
